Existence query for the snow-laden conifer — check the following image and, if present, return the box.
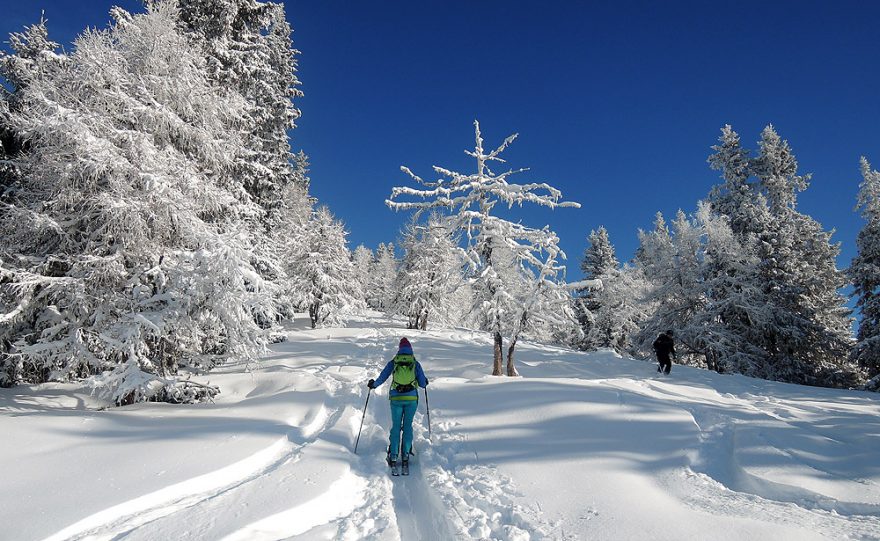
[393,214,465,330]
[368,243,398,312]
[351,245,375,307]
[851,157,880,389]
[0,17,66,199]
[388,121,580,375]
[288,207,363,328]
[707,125,759,235]
[0,2,273,403]
[635,210,707,360]
[577,227,618,346]
[176,0,304,208]
[578,227,645,353]
[687,203,770,373]
[697,125,857,385]
[750,127,855,385]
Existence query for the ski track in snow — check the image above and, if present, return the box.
[42,326,396,541]
[43,403,347,541]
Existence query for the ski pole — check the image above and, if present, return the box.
[424,386,432,441]
[354,387,372,454]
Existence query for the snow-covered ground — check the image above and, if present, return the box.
[3,314,880,541]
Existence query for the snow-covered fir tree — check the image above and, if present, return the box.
[175,0,310,308]
[634,210,707,361]
[288,206,363,328]
[269,172,314,319]
[749,126,855,385]
[578,227,645,354]
[176,0,304,209]
[640,124,860,386]
[634,125,858,389]
[388,121,580,375]
[393,214,465,330]
[0,17,67,199]
[368,243,398,312]
[688,203,771,374]
[351,245,375,307]
[850,157,880,389]
[577,227,618,348]
[583,227,619,277]
[0,2,277,403]
[707,125,760,235]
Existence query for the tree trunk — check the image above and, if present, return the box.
[309,301,320,329]
[506,335,520,376]
[492,331,504,376]
[419,309,428,331]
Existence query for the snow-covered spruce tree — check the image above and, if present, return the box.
[592,263,651,355]
[578,227,646,354]
[0,2,274,403]
[687,203,769,374]
[750,126,855,385]
[0,17,67,200]
[176,0,304,209]
[577,227,619,349]
[850,157,880,389]
[269,170,313,319]
[707,125,759,236]
[351,245,375,308]
[583,227,619,278]
[289,206,363,328]
[393,213,465,330]
[632,212,672,334]
[388,121,580,375]
[368,243,399,312]
[702,125,857,385]
[176,0,309,317]
[634,210,707,363]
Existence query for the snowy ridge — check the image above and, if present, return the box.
[1,315,879,540]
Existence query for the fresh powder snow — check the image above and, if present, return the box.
[2,313,879,540]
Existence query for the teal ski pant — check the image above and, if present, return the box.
[389,400,418,458]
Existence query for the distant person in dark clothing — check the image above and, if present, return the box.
[653,330,677,375]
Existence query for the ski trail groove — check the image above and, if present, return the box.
[45,403,346,540]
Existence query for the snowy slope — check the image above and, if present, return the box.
[2,314,879,541]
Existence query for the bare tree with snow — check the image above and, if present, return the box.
[388,121,580,375]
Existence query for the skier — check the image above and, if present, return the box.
[653,329,677,375]
[367,337,428,475]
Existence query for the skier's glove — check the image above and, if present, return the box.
[367,379,375,389]
[424,378,429,386]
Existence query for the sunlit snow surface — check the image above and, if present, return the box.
[2,313,879,540]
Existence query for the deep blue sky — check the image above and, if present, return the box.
[3,1,879,282]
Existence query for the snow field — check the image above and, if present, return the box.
[1,315,879,540]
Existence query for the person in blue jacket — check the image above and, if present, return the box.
[368,337,428,468]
